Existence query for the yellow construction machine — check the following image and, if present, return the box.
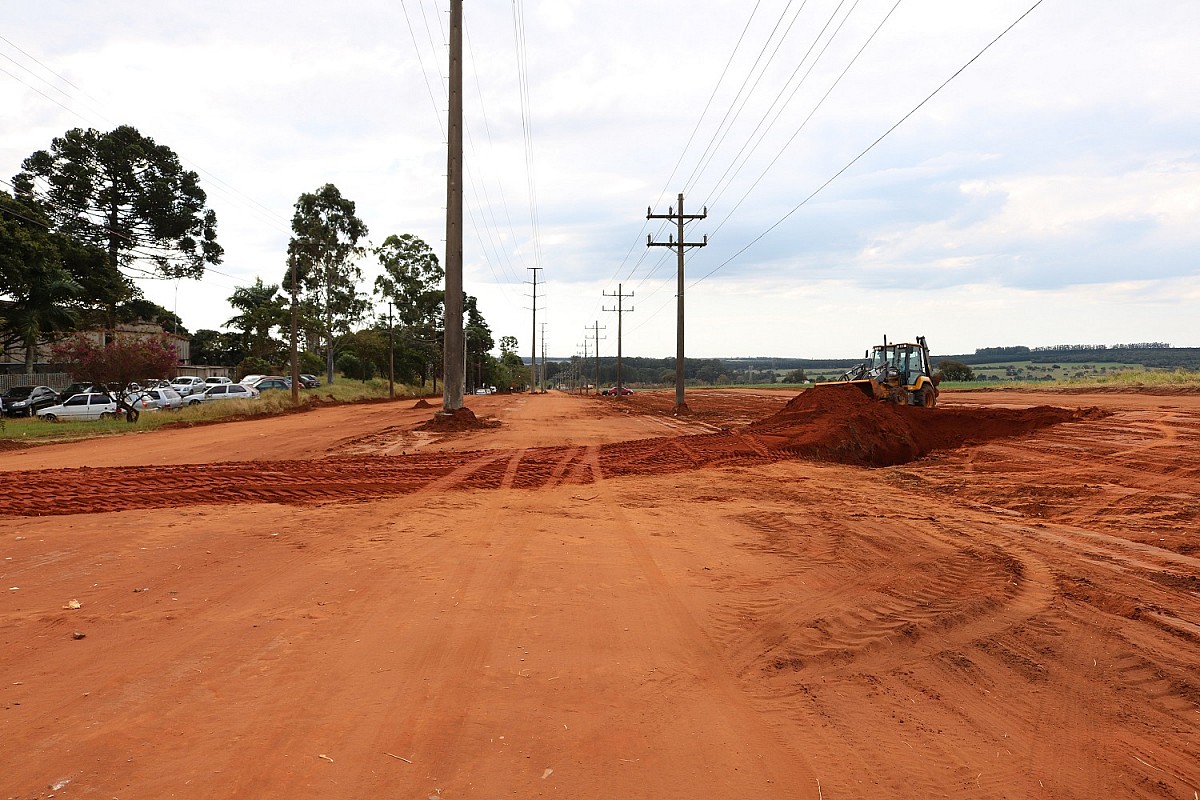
[819,335,940,407]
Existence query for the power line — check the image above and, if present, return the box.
[706,0,904,234]
[701,0,872,209]
[694,0,1048,288]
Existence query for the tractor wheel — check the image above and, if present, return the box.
[893,390,909,406]
[920,386,936,408]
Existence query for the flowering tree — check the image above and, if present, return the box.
[51,334,179,422]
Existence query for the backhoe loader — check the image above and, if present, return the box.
[819,335,940,407]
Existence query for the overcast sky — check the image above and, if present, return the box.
[2,0,1197,358]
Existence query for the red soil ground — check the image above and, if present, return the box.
[1,388,1197,798]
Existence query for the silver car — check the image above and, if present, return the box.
[183,383,260,405]
[129,387,185,411]
[171,376,207,395]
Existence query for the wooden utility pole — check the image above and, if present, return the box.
[648,193,706,414]
[527,266,542,392]
[603,283,634,396]
[442,0,465,413]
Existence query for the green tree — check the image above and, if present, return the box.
[1,192,82,374]
[465,294,494,391]
[373,234,443,326]
[225,278,286,360]
[339,328,389,380]
[288,184,368,385]
[119,297,189,335]
[374,233,443,388]
[13,126,222,295]
[189,328,243,367]
[936,360,975,381]
[783,368,807,383]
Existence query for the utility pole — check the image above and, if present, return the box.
[648,192,706,414]
[580,338,590,394]
[540,321,548,392]
[441,0,465,413]
[527,266,543,393]
[387,301,395,399]
[590,321,606,392]
[603,283,634,396]
[289,251,299,404]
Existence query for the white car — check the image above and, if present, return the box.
[183,383,260,405]
[171,376,207,395]
[37,392,120,422]
[204,376,233,386]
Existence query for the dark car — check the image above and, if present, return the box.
[602,386,633,396]
[58,382,102,401]
[249,377,291,392]
[2,385,60,417]
[297,374,320,389]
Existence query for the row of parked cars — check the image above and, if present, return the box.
[1,373,321,422]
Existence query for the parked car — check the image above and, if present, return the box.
[602,386,633,396]
[36,392,120,422]
[239,374,266,386]
[128,387,184,411]
[58,382,102,401]
[204,376,233,386]
[2,385,60,417]
[298,374,320,388]
[246,376,291,392]
[183,383,260,405]
[171,376,207,395]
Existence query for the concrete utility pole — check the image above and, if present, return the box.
[589,321,606,391]
[527,266,542,392]
[648,192,706,413]
[387,301,395,399]
[541,321,548,392]
[289,252,299,404]
[603,283,634,396]
[442,0,465,413]
[580,338,590,393]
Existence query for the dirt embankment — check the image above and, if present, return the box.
[748,383,1104,466]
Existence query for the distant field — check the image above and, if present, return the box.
[965,360,1148,382]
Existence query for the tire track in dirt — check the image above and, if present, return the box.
[585,466,823,795]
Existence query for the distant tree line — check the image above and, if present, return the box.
[944,347,1200,371]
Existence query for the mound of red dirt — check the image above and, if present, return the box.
[748,384,1103,467]
[417,406,500,432]
[412,398,435,409]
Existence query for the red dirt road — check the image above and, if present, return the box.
[2,388,1198,798]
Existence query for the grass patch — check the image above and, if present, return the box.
[0,377,437,445]
[944,368,1200,391]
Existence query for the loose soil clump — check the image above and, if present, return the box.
[417,406,500,432]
